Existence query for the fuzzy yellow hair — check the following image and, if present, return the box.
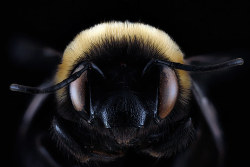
[55,21,191,102]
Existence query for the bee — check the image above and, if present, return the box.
[10,21,243,167]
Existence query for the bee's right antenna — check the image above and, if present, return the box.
[142,58,244,76]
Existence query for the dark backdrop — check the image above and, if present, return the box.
[3,0,250,167]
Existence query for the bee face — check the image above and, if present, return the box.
[52,22,194,156]
[67,41,183,129]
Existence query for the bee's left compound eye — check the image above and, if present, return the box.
[69,64,88,112]
[158,67,178,119]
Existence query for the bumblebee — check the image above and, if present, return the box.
[10,21,243,167]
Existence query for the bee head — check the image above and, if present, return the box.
[10,21,243,150]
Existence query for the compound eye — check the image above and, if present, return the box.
[158,67,178,119]
[69,64,88,112]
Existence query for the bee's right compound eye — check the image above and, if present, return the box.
[158,67,178,119]
[69,64,88,112]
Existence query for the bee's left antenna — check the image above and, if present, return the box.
[10,63,90,94]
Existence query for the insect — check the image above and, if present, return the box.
[10,21,243,167]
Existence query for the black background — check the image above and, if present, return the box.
[2,0,250,166]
